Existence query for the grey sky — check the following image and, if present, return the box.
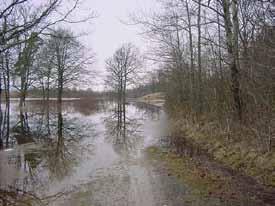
[65,0,158,89]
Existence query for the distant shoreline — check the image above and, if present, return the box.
[9,98,81,101]
[136,92,165,108]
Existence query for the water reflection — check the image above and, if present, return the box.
[45,106,73,180]
[0,103,10,149]
[0,100,264,206]
[104,102,143,155]
[135,102,162,120]
[13,108,33,146]
[0,100,99,205]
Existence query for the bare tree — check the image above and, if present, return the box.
[0,0,96,107]
[132,0,275,151]
[0,0,96,53]
[46,28,94,105]
[13,32,41,106]
[105,43,142,125]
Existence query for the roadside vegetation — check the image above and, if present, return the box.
[146,145,275,205]
[133,0,275,189]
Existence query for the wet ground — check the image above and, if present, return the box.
[0,100,270,205]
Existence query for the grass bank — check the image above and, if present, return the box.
[146,146,266,205]
[167,113,275,188]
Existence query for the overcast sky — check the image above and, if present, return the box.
[64,0,158,89]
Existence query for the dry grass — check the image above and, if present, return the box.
[168,115,275,187]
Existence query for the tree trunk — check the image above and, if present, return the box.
[46,75,50,102]
[56,44,63,106]
[185,0,195,105]
[222,0,242,121]
[0,74,1,103]
[197,0,203,113]
[57,72,63,105]
[3,54,10,145]
[0,73,2,149]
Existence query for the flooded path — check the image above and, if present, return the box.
[0,100,269,205]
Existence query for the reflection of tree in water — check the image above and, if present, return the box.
[27,99,101,117]
[105,102,142,155]
[0,101,93,205]
[0,104,46,205]
[12,108,33,145]
[45,106,77,180]
[0,103,10,149]
[69,99,100,116]
[37,102,93,181]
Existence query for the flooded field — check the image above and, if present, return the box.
[0,100,267,205]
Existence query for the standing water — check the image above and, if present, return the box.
[0,100,263,205]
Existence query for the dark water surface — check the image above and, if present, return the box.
[0,100,263,205]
